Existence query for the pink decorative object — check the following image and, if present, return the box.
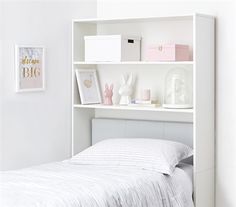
[104,83,113,105]
[145,44,190,61]
[141,89,151,101]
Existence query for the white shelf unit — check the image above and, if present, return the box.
[72,14,215,207]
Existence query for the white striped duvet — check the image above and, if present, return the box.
[0,161,194,207]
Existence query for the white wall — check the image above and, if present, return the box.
[0,0,96,170]
[0,1,3,170]
[97,1,236,206]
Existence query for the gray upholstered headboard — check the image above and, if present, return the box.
[92,118,193,147]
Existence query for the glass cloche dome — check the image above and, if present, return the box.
[163,67,193,109]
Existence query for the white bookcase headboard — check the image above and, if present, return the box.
[72,14,215,207]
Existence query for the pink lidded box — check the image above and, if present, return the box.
[145,44,190,61]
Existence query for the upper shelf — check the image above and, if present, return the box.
[73,15,193,24]
[73,61,194,65]
[72,14,213,24]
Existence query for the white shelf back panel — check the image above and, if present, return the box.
[97,64,193,105]
[73,23,97,61]
[73,18,193,62]
[73,64,193,106]
[97,20,193,61]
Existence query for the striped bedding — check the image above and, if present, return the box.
[0,161,194,207]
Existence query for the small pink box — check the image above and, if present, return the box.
[145,44,190,61]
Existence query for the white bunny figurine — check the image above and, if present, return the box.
[118,73,134,105]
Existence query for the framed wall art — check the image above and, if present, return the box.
[75,69,101,104]
[15,45,45,92]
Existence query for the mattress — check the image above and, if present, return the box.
[0,161,194,207]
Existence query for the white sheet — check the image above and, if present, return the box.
[0,161,194,207]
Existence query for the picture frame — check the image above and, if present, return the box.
[15,45,45,92]
[75,69,102,104]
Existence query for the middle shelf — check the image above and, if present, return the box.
[73,61,194,65]
[74,104,193,113]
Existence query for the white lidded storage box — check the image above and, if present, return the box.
[84,35,141,62]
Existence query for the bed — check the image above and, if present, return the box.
[0,118,194,207]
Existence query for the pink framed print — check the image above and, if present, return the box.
[15,45,45,92]
[75,69,102,104]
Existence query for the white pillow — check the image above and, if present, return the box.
[70,138,193,175]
